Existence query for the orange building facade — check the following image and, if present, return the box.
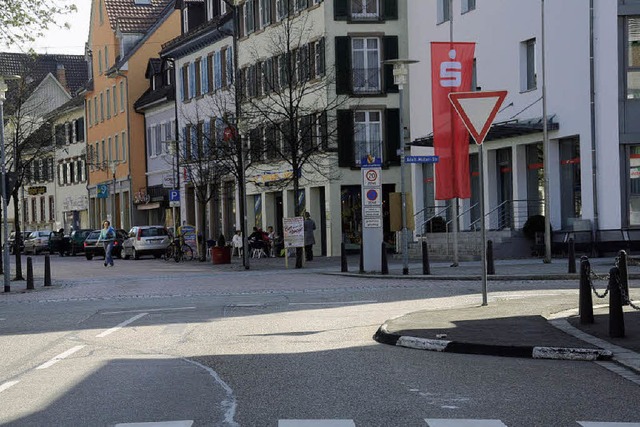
[85,0,180,230]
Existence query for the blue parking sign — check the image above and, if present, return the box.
[169,190,180,202]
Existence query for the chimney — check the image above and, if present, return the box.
[56,64,68,90]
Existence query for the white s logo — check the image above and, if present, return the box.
[440,49,462,88]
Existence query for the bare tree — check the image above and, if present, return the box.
[238,5,348,267]
[0,0,76,49]
[3,74,56,280]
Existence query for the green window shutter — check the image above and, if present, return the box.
[334,0,349,20]
[382,0,398,20]
[335,36,351,95]
[385,108,400,166]
[337,110,354,168]
[383,36,399,94]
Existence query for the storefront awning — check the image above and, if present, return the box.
[411,116,560,147]
[136,202,161,211]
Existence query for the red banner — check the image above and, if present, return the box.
[431,42,475,200]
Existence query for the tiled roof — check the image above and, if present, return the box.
[105,0,174,33]
[0,52,88,94]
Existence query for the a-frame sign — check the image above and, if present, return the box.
[448,91,508,145]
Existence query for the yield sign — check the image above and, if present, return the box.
[448,91,508,145]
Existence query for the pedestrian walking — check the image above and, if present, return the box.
[304,212,316,261]
[97,220,116,267]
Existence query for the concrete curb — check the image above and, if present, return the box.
[324,272,640,281]
[373,323,613,361]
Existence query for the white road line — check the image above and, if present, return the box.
[579,423,640,426]
[288,301,377,306]
[425,420,507,427]
[0,381,20,393]
[115,422,194,427]
[101,307,196,315]
[96,313,148,338]
[279,421,355,427]
[36,345,86,370]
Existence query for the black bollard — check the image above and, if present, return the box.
[567,238,576,274]
[359,243,364,274]
[618,250,630,306]
[579,256,594,324]
[381,243,388,275]
[487,240,495,275]
[609,267,625,338]
[340,242,348,273]
[44,255,51,287]
[422,241,430,275]
[26,257,34,290]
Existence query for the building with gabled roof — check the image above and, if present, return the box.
[84,0,180,230]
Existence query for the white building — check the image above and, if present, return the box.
[408,1,633,251]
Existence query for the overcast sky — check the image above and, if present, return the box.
[26,1,91,55]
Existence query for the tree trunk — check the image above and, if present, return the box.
[12,192,23,280]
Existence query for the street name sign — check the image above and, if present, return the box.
[405,155,440,164]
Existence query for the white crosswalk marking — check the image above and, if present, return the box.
[425,420,507,427]
[114,421,193,427]
[579,423,640,426]
[279,421,356,427]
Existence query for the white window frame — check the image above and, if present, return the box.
[351,37,381,93]
[520,38,537,92]
[354,110,382,166]
[351,0,379,20]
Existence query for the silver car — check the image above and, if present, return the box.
[24,230,53,255]
[122,226,170,260]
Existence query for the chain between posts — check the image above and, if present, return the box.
[588,255,640,309]
[586,261,610,299]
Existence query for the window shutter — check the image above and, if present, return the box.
[76,118,85,142]
[384,108,400,166]
[337,110,354,167]
[382,0,398,20]
[333,0,348,20]
[335,37,351,95]
[383,36,399,94]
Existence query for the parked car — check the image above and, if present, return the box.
[83,229,127,260]
[68,229,93,256]
[48,230,71,256]
[24,230,53,255]
[7,231,32,254]
[122,226,171,260]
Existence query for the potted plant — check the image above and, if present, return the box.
[211,233,231,264]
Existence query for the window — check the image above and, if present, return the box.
[521,38,537,91]
[96,141,101,166]
[214,51,223,90]
[113,85,118,116]
[69,162,75,184]
[147,126,153,157]
[98,50,103,74]
[108,137,112,163]
[23,200,28,224]
[195,58,202,97]
[76,160,83,182]
[106,89,111,118]
[461,0,476,14]
[351,0,379,20]
[89,145,95,170]
[115,134,120,161]
[122,131,127,162]
[354,111,382,166]
[437,0,451,24]
[31,199,36,224]
[352,37,380,93]
[105,45,109,70]
[245,0,255,34]
[75,118,85,142]
[87,101,92,127]
[100,93,105,121]
[260,0,272,27]
[201,56,209,94]
[40,196,45,222]
[189,62,196,99]
[155,124,162,156]
[627,16,640,99]
[120,81,125,112]
[93,97,98,124]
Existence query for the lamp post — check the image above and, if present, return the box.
[0,75,21,293]
[384,59,418,275]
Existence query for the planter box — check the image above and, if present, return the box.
[211,246,231,264]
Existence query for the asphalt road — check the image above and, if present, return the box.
[1,256,639,426]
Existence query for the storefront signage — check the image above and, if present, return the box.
[252,169,299,185]
[28,186,47,196]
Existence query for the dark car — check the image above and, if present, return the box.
[8,231,32,254]
[48,230,71,256]
[83,229,127,260]
[68,229,93,256]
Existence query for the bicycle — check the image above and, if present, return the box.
[164,237,194,262]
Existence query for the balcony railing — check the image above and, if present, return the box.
[352,67,381,94]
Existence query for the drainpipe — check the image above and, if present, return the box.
[589,0,599,238]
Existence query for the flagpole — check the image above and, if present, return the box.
[449,0,459,268]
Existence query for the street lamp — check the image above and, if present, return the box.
[384,59,418,275]
[0,74,21,293]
